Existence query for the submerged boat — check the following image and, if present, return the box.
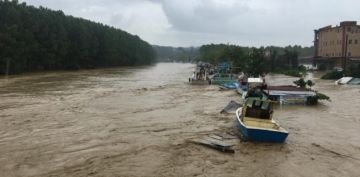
[335,77,360,85]
[264,85,317,105]
[235,98,288,143]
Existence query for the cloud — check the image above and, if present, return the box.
[20,0,360,47]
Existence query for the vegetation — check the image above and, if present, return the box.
[0,0,156,74]
[321,70,344,80]
[198,44,311,77]
[293,78,330,104]
[293,78,308,88]
[347,63,360,78]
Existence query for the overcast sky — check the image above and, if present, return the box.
[20,0,360,47]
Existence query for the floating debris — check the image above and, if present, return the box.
[220,101,242,114]
[189,132,238,153]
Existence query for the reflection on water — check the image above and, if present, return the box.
[0,63,359,177]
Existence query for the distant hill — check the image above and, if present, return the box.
[0,0,156,74]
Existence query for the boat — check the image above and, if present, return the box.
[235,98,288,143]
[219,81,240,90]
[236,82,248,95]
[240,77,266,99]
[264,85,317,105]
[189,65,211,85]
[335,77,360,85]
[210,73,238,85]
[210,62,238,85]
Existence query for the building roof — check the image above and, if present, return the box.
[316,21,358,32]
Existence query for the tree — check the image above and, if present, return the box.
[243,48,269,77]
[0,0,156,74]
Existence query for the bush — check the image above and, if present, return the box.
[321,70,343,80]
[347,63,360,78]
[315,92,331,102]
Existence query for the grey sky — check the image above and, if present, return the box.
[20,0,360,47]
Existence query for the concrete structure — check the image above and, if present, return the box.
[314,21,360,70]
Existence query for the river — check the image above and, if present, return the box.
[0,63,359,177]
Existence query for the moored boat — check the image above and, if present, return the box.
[189,65,211,85]
[235,98,288,143]
[219,81,240,90]
[210,73,238,85]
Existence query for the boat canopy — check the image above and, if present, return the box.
[244,98,273,120]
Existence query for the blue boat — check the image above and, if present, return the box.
[219,81,240,90]
[235,98,288,143]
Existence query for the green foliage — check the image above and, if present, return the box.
[293,78,316,89]
[198,44,310,77]
[347,63,360,78]
[321,70,344,80]
[293,78,307,88]
[0,0,156,74]
[306,80,315,88]
[315,91,331,101]
[306,92,331,105]
[243,48,268,77]
[293,77,330,103]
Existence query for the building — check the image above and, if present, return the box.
[314,21,360,70]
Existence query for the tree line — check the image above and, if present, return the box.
[199,44,312,76]
[0,0,156,74]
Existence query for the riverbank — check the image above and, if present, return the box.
[0,63,359,177]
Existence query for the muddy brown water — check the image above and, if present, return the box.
[0,63,360,177]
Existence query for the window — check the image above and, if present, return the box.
[349,40,352,44]
[348,27,351,32]
[348,52,351,56]
[355,39,358,44]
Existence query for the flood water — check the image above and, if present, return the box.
[0,63,360,177]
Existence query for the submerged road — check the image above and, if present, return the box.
[0,63,360,177]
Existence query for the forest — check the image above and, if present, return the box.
[0,0,156,74]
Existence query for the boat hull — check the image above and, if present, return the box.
[211,79,237,85]
[237,122,288,143]
[236,108,288,143]
[190,80,209,85]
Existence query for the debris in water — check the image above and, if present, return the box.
[221,101,242,114]
[189,133,238,153]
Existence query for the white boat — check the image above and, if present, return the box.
[335,77,360,85]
